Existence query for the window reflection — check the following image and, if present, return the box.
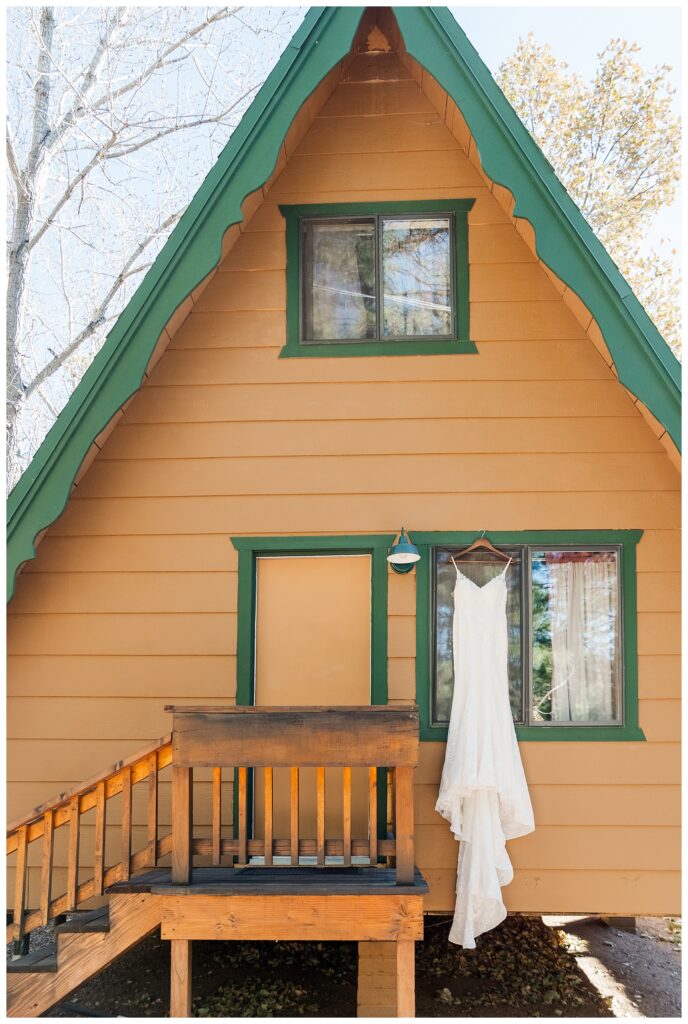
[302,219,376,341]
[381,217,452,338]
[432,546,621,728]
[531,550,619,723]
[301,213,454,343]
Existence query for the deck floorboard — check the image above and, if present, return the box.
[109,865,428,897]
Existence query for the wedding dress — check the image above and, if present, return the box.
[436,559,534,948]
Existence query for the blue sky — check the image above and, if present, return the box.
[449,5,682,257]
[451,5,681,84]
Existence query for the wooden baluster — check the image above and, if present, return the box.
[290,767,299,865]
[342,767,352,866]
[94,781,106,896]
[316,767,326,867]
[121,766,132,882]
[67,795,80,910]
[237,767,247,865]
[368,767,378,865]
[148,753,159,867]
[40,811,54,926]
[264,767,273,866]
[212,768,222,866]
[388,768,394,839]
[13,825,28,942]
[394,766,415,884]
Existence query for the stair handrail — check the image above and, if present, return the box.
[7,734,173,943]
[8,704,421,947]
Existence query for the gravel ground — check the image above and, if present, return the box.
[6,921,55,959]
[9,913,680,1017]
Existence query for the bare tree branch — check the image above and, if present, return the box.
[26,132,118,254]
[23,209,182,400]
[107,85,259,159]
[6,133,24,196]
[6,5,304,484]
[74,8,240,125]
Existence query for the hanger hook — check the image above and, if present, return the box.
[480,529,486,539]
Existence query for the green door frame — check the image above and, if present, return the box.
[230,534,395,849]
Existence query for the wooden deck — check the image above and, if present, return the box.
[112,864,428,895]
[7,705,425,1017]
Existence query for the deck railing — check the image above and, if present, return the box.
[7,705,419,943]
[168,705,418,885]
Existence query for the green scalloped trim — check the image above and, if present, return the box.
[6,7,367,601]
[7,5,680,601]
[395,7,680,445]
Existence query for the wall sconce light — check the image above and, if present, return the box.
[387,527,421,574]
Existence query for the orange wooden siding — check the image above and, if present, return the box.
[7,50,680,915]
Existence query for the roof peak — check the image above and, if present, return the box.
[7,5,680,600]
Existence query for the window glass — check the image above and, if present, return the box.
[433,547,523,726]
[300,212,455,343]
[302,219,376,341]
[381,216,452,338]
[530,550,620,724]
[432,544,623,729]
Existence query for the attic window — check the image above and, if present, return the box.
[280,201,477,358]
[303,214,453,341]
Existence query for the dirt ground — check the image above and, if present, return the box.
[27,913,678,1018]
[543,916,682,1018]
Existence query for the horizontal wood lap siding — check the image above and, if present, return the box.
[7,49,680,915]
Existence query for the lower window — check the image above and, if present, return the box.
[417,531,643,741]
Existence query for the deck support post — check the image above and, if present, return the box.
[171,766,192,884]
[170,938,192,1017]
[357,939,416,1018]
[396,939,415,1018]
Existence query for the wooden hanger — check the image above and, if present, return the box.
[453,532,512,564]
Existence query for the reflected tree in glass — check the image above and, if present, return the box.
[302,219,376,341]
[382,217,452,338]
[530,550,619,724]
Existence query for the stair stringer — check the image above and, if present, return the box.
[7,893,163,1018]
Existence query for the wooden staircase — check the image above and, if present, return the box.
[7,706,425,1018]
[7,735,172,1017]
[8,896,162,1017]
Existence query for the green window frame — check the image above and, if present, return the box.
[230,534,394,843]
[279,200,477,358]
[414,530,645,742]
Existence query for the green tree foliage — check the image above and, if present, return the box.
[497,36,681,354]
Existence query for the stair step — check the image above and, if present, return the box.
[7,943,58,974]
[56,906,110,934]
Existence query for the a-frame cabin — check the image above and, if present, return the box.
[7,7,680,1017]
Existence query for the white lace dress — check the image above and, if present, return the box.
[436,562,534,948]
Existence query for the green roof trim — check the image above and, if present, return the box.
[396,7,680,441]
[6,6,367,602]
[7,5,681,601]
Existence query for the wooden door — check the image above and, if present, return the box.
[253,554,372,852]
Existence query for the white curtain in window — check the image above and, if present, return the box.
[547,555,616,722]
